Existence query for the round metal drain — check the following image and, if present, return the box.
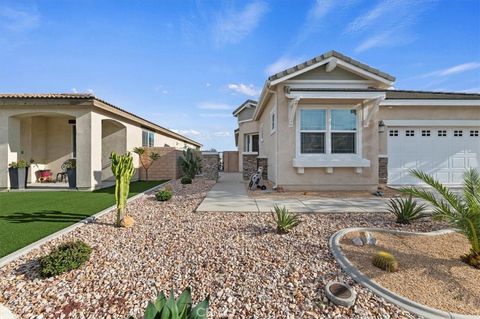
[325,282,356,307]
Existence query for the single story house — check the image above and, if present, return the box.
[0,93,201,190]
[233,51,480,191]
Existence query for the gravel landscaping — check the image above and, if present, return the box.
[0,178,449,318]
[340,231,480,316]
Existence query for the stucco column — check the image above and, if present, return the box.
[76,112,102,190]
[0,115,21,189]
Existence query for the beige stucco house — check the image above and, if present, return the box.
[0,94,201,190]
[234,51,480,191]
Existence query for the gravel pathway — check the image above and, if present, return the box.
[0,178,448,318]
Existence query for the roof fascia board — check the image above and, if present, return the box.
[286,91,386,100]
[335,60,393,86]
[380,99,480,106]
[270,58,331,86]
[92,99,202,147]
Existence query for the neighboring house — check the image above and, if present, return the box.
[233,50,480,191]
[0,93,201,190]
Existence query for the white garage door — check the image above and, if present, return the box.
[387,127,480,185]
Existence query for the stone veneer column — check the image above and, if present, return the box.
[379,157,388,184]
[256,157,268,180]
[201,152,219,180]
[242,154,257,180]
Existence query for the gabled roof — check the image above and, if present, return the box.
[268,50,396,83]
[0,93,202,147]
[232,99,257,116]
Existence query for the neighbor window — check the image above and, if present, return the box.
[244,133,259,153]
[270,108,276,134]
[142,130,155,147]
[299,108,357,155]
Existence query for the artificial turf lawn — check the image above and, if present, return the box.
[0,180,167,257]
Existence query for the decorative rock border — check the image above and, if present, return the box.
[0,181,169,268]
[329,227,479,319]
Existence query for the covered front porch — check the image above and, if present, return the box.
[0,108,129,190]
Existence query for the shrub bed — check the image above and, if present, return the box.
[39,240,92,277]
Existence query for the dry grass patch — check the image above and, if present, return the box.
[341,231,480,316]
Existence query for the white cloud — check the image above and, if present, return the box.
[199,113,232,118]
[72,88,78,93]
[265,57,303,75]
[213,131,232,137]
[419,62,480,78]
[459,87,480,93]
[171,129,201,136]
[86,88,95,94]
[227,83,260,97]
[197,102,232,110]
[348,0,434,53]
[0,6,40,32]
[213,1,268,46]
[205,82,211,87]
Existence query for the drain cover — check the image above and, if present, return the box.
[325,282,356,307]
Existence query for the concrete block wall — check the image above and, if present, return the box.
[139,147,183,181]
[379,157,388,184]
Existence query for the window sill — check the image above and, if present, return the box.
[242,151,259,155]
[292,156,370,168]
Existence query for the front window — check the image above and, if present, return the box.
[244,133,259,153]
[299,108,357,155]
[142,130,155,147]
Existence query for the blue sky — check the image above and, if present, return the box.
[1,0,479,151]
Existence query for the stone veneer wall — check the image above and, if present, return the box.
[256,157,268,180]
[242,154,257,180]
[201,152,219,180]
[139,147,183,180]
[379,157,388,184]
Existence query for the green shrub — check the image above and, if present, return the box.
[142,287,209,319]
[271,205,301,234]
[181,176,192,184]
[372,251,398,272]
[401,169,480,268]
[178,148,202,179]
[156,189,173,201]
[387,196,426,224]
[39,241,92,278]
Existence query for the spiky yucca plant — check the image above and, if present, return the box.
[178,148,202,179]
[143,287,209,319]
[387,196,427,224]
[372,251,398,272]
[401,169,480,268]
[271,205,301,234]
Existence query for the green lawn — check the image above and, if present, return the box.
[0,180,167,258]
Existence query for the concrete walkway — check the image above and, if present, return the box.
[196,173,392,213]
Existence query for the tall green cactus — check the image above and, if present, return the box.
[110,152,135,227]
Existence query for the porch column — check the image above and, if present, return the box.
[76,112,102,190]
[0,115,20,189]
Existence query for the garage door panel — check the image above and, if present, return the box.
[387,126,480,185]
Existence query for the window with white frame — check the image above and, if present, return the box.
[142,130,155,147]
[299,108,357,155]
[244,133,259,153]
[270,108,276,134]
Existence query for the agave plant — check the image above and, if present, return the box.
[178,148,202,179]
[387,195,427,224]
[401,169,480,268]
[143,287,209,319]
[271,205,301,234]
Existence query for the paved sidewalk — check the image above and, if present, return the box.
[196,173,392,213]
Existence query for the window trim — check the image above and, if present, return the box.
[243,133,259,153]
[295,105,362,160]
[142,129,155,147]
[270,107,276,135]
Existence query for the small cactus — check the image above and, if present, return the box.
[372,251,398,272]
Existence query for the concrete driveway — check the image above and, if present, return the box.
[196,173,394,213]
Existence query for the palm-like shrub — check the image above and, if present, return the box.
[271,205,301,234]
[143,287,209,319]
[178,148,202,179]
[387,196,427,224]
[133,147,160,181]
[401,169,480,268]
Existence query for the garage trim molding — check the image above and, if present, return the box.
[383,120,480,127]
